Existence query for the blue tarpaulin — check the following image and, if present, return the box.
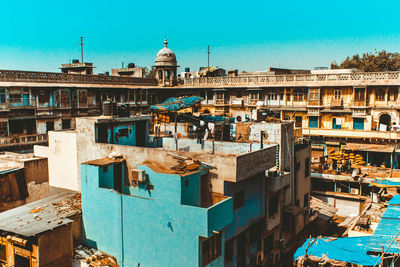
[150,96,203,112]
[388,195,400,205]
[202,115,235,123]
[365,201,400,254]
[293,237,380,265]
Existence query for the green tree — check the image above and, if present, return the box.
[331,50,400,72]
[143,66,157,79]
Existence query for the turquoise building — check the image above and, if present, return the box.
[81,157,233,266]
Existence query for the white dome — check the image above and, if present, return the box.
[155,39,177,66]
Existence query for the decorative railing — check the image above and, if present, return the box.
[9,97,36,107]
[0,134,47,147]
[353,100,366,106]
[308,100,320,106]
[184,71,400,87]
[0,69,158,86]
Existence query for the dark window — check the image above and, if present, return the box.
[225,239,234,262]
[269,194,279,217]
[305,157,310,177]
[0,244,6,262]
[14,253,29,267]
[62,119,71,129]
[304,193,309,208]
[117,128,129,138]
[0,89,6,104]
[202,233,221,266]
[295,199,300,207]
[295,116,302,128]
[46,121,54,131]
[376,89,385,101]
[185,179,189,187]
[233,190,245,210]
[249,220,263,246]
[295,162,301,171]
[0,122,7,137]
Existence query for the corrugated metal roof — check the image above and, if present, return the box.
[382,205,400,219]
[365,217,400,254]
[343,143,395,153]
[0,190,78,237]
[365,203,400,254]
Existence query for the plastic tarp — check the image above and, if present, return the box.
[202,115,235,123]
[365,204,400,254]
[388,195,400,205]
[370,178,400,188]
[293,237,381,265]
[150,96,203,112]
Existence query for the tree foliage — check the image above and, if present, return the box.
[143,66,157,79]
[331,50,400,72]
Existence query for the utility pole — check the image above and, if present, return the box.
[207,45,210,68]
[80,37,84,63]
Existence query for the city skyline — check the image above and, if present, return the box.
[0,0,399,74]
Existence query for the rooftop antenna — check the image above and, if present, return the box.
[80,37,84,63]
[207,45,210,68]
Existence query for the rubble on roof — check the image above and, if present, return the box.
[73,245,119,267]
[0,191,80,237]
[310,196,337,220]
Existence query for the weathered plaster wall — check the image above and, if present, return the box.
[34,131,78,190]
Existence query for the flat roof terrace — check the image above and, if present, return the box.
[0,69,158,87]
[184,71,400,88]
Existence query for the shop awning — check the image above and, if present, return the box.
[343,143,395,153]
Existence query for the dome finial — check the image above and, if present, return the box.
[164,38,168,48]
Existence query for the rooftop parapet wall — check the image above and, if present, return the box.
[0,69,157,86]
[184,71,400,88]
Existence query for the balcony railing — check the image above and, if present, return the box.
[330,98,343,107]
[0,69,158,86]
[215,99,228,105]
[9,98,36,107]
[267,172,290,192]
[183,196,233,238]
[302,128,400,140]
[184,71,400,87]
[0,134,47,147]
[308,100,320,106]
[353,100,366,106]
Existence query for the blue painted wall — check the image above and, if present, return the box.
[81,162,232,267]
[223,174,265,267]
[96,120,149,147]
[224,175,265,240]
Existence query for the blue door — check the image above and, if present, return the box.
[353,118,365,130]
[309,116,318,128]
[23,94,29,106]
[332,118,342,129]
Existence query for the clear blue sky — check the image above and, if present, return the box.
[0,0,399,74]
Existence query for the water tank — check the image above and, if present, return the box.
[72,59,80,63]
[127,63,135,68]
[185,67,190,72]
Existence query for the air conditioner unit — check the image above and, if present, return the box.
[350,188,359,195]
[131,169,146,185]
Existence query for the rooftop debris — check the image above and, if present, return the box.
[310,196,337,219]
[73,245,119,267]
[0,191,81,237]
